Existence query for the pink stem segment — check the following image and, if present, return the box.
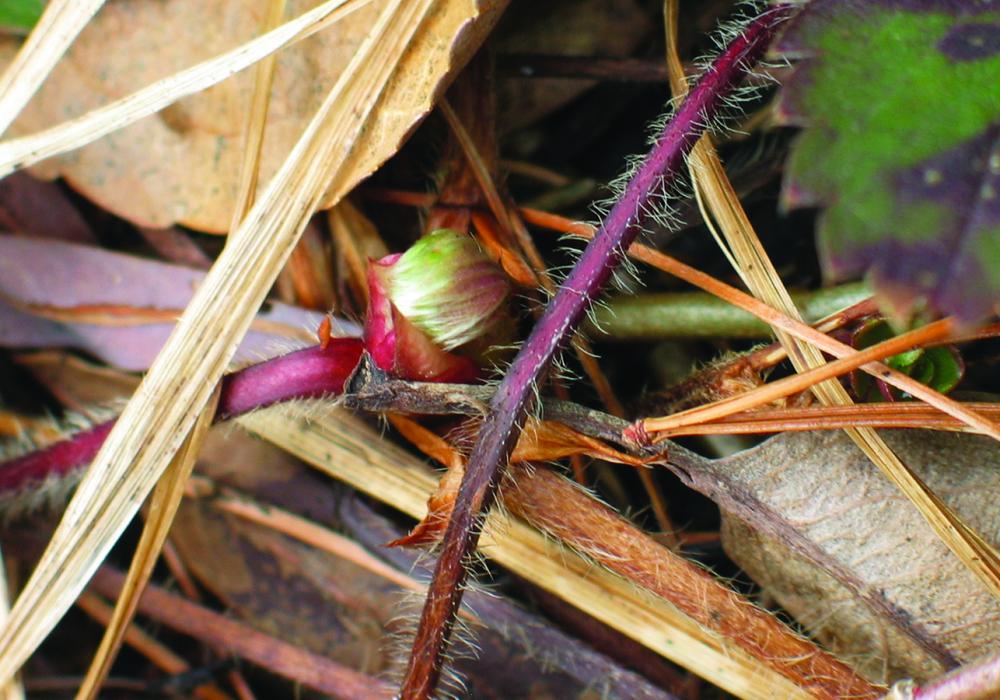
[0,339,363,500]
[913,652,1000,700]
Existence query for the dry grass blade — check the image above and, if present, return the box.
[0,0,369,178]
[0,0,474,683]
[0,549,23,700]
[0,0,103,136]
[663,0,1000,600]
[238,407,811,700]
[229,0,289,229]
[75,389,219,700]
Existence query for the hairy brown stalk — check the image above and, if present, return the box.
[505,465,884,699]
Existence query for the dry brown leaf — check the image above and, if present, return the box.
[716,430,1000,685]
[1,0,503,232]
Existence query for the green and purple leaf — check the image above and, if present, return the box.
[778,0,1000,323]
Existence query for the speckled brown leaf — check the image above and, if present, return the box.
[0,0,505,232]
[715,430,1000,685]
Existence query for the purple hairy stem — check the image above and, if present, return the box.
[399,5,797,698]
[0,339,363,501]
[913,651,1000,700]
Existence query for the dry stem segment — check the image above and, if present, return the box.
[400,6,796,697]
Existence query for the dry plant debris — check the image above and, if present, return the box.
[0,1,997,699]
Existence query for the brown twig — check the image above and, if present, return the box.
[89,566,393,700]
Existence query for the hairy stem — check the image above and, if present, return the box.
[399,5,797,697]
[912,651,1000,700]
[0,340,363,501]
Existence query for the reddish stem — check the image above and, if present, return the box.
[913,652,1000,700]
[399,5,797,698]
[0,340,363,499]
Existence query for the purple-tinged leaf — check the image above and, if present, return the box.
[0,236,358,370]
[778,0,1000,323]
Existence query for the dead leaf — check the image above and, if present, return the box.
[0,236,359,370]
[715,430,1000,684]
[1,0,506,232]
[389,414,645,546]
[0,172,93,243]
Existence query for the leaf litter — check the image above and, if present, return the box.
[0,1,998,699]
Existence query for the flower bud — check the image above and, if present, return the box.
[385,229,510,350]
[364,229,511,382]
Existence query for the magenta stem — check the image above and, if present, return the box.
[399,5,797,698]
[913,653,1000,700]
[0,339,363,499]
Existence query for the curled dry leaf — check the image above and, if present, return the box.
[713,429,1000,684]
[388,414,643,547]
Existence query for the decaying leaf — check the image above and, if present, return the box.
[0,0,504,232]
[778,0,1000,322]
[714,429,1000,684]
[0,236,357,370]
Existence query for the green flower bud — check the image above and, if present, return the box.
[384,229,510,351]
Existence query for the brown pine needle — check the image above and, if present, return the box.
[522,207,1000,444]
[641,320,952,434]
[655,402,1000,438]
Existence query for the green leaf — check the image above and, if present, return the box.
[778,1,1000,323]
[849,319,964,401]
[0,0,44,33]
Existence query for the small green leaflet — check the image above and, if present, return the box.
[0,0,44,34]
[777,0,1000,323]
